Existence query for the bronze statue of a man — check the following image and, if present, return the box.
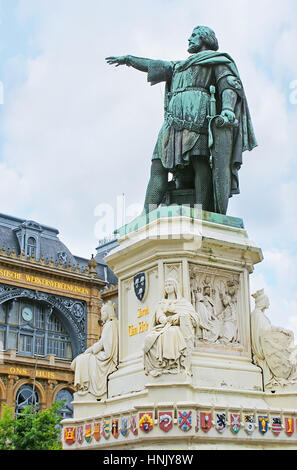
[106,26,257,215]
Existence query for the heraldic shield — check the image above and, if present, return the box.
[134,272,147,302]
[209,115,238,215]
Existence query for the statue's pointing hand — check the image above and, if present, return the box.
[105,56,128,67]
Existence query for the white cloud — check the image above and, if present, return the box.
[251,248,297,332]
[289,316,297,340]
[0,162,30,213]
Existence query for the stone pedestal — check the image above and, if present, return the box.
[62,207,297,450]
[105,206,262,397]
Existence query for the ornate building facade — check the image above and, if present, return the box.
[95,237,119,308]
[0,213,106,418]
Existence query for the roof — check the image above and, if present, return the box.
[0,213,77,263]
[0,213,93,276]
[95,238,119,286]
[0,213,118,286]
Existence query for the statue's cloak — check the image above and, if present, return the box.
[149,50,258,197]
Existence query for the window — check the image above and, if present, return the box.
[9,302,19,325]
[0,305,5,323]
[49,316,64,333]
[19,335,33,354]
[26,237,36,258]
[48,337,72,360]
[0,299,73,360]
[0,329,4,351]
[15,385,40,417]
[35,336,45,356]
[8,332,17,350]
[35,311,45,329]
[55,389,74,419]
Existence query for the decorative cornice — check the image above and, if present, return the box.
[0,244,104,284]
[101,284,118,299]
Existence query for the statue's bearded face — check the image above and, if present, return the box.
[188,29,204,54]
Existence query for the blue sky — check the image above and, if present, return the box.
[0,0,297,334]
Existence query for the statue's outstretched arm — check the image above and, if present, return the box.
[106,55,153,73]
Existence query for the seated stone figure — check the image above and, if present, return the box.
[71,301,118,399]
[251,289,297,390]
[144,278,200,377]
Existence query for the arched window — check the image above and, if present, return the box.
[0,305,5,351]
[15,384,40,417]
[55,389,73,419]
[0,300,73,360]
[26,237,36,258]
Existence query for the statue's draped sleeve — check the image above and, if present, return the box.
[147,60,174,86]
[215,68,244,98]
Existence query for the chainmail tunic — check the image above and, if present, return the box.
[148,58,235,171]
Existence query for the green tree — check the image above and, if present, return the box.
[0,401,64,450]
[0,405,15,450]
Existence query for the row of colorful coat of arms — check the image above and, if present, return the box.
[64,410,297,445]
[64,415,138,445]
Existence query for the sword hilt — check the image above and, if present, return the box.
[209,85,217,118]
[215,115,239,128]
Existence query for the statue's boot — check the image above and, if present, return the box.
[143,159,168,214]
[191,156,214,212]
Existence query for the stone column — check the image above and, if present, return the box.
[46,380,58,409]
[7,375,18,409]
[86,286,102,347]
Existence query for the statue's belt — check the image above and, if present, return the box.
[167,86,210,98]
[165,111,208,135]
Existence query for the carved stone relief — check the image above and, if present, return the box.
[189,264,240,347]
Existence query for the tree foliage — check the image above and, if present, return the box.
[0,405,15,450]
[0,402,64,450]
